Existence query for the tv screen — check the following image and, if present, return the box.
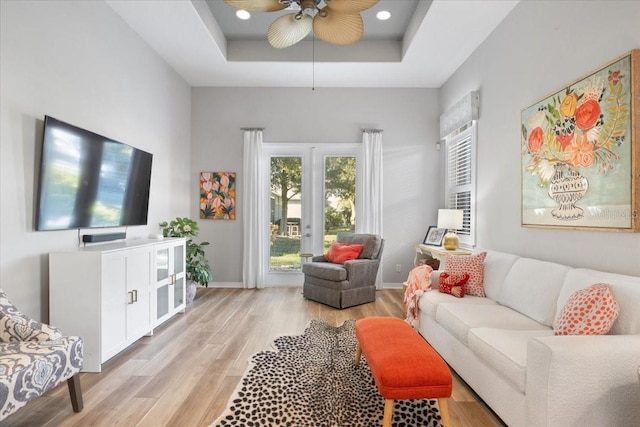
[36,116,153,231]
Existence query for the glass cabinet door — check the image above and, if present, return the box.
[174,244,184,275]
[174,277,184,309]
[156,248,169,282]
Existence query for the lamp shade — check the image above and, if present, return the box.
[437,209,463,230]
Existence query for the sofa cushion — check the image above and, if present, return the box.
[324,242,363,264]
[482,250,520,300]
[554,283,620,335]
[468,328,554,393]
[418,290,497,320]
[557,268,640,335]
[436,303,549,345]
[444,252,487,297]
[497,258,570,326]
[301,262,347,281]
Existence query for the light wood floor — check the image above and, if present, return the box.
[5,288,506,427]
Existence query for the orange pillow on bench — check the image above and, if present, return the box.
[325,242,364,264]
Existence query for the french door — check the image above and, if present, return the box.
[263,143,361,287]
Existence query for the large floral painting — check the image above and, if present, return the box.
[200,172,236,220]
[521,50,639,231]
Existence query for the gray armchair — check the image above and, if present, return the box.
[302,233,384,309]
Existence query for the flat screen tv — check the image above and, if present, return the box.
[36,116,153,231]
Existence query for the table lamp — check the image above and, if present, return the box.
[437,209,464,250]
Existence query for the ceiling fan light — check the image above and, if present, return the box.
[268,12,313,48]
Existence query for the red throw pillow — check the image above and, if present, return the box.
[554,283,620,335]
[324,242,364,264]
[438,272,470,298]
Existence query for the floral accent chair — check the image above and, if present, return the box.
[0,290,83,420]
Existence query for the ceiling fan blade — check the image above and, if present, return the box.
[324,0,379,14]
[313,10,363,46]
[268,13,313,49]
[224,0,287,12]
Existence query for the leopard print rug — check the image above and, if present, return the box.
[212,319,442,427]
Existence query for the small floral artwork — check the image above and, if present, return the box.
[200,172,236,220]
[521,50,638,231]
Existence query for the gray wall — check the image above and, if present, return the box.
[0,0,192,319]
[440,0,640,275]
[191,87,440,285]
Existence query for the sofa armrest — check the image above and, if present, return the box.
[526,334,640,427]
[311,255,327,262]
[343,259,380,287]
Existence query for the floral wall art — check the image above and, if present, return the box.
[521,50,639,231]
[200,172,236,220]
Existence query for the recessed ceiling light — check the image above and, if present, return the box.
[376,10,391,21]
[236,9,251,20]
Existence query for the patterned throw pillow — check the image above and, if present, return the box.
[554,283,620,335]
[444,252,487,297]
[324,243,364,264]
[438,272,469,298]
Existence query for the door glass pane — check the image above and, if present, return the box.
[269,156,302,271]
[324,156,356,250]
[157,285,169,319]
[156,248,169,281]
[174,277,184,308]
[174,244,184,274]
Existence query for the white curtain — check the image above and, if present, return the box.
[242,129,265,289]
[360,129,384,289]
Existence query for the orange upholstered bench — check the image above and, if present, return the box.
[355,317,452,427]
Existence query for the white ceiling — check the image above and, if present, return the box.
[106,0,519,88]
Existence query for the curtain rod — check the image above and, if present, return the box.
[241,127,265,131]
[361,128,383,133]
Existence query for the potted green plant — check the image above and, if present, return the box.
[159,217,212,303]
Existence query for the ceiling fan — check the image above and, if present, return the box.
[224,0,380,49]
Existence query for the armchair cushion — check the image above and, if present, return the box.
[303,262,348,282]
[0,291,61,342]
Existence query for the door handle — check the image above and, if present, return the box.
[128,291,134,304]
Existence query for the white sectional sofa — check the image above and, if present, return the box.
[416,249,640,427]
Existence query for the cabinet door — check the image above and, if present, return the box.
[126,247,152,340]
[172,242,186,312]
[101,252,127,361]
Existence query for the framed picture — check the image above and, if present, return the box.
[521,49,639,231]
[200,172,236,220]
[423,226,446,246]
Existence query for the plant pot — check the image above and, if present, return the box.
[186,280,197,304]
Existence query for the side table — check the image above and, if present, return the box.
[414,244,471,268]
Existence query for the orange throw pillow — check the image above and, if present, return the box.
[325,242,364,264]
[554,283,620,335]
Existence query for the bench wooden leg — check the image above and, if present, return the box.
[355,344,362,366]
[438,398,451,427]
[382,399,394,427]
[67,374,83,412]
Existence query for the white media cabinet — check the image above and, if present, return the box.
[49,238,186,372]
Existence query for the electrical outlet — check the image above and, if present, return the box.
[395,264,402,273]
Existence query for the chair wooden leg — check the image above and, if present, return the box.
[67,374,84,412]
[382,399,394,427]
[438,398,451,427]
[355,344,362,366]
